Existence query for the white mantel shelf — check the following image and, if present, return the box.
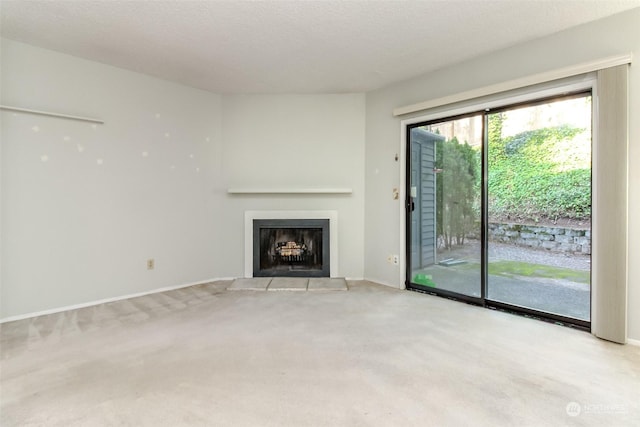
[228,188,352,194]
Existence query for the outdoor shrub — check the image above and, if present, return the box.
[435,137,479,248]
[488,115,591,222]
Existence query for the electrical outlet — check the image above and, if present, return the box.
[392,255,399,265]
[147,259,155,270]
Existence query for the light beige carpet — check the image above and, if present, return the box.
[1,280,639,426]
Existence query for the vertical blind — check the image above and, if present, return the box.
[592,64,629,344]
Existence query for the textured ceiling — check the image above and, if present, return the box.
[1,1,639,93]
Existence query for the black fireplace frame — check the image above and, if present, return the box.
[253,219,330,277]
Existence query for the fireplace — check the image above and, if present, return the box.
[244,210,338,278]
[253,219,330,277]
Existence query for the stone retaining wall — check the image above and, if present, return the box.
[488,223,591,255]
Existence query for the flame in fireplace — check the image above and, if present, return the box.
[276,241,307,257]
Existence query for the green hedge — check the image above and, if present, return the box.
[488,117,591,222]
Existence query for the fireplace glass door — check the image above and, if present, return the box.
[253,219,330,277]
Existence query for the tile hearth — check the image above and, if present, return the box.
[227,277,347,291]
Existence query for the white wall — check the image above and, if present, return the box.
[0,39,224,318]
[218,94,366,279]
[364,8,640,340]
[0,41,366,319]
[4,9,636,337]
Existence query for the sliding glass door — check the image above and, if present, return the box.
[486,95,592,321]
[407,92,592,326]
[408,114,483,300]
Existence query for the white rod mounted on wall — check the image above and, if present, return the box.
[0,105,104,124]
[228,188,353,195]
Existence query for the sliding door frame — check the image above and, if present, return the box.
[405,110,486,306]
[402,79,596,330]
[483,91,594,331]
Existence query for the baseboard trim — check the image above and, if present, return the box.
[0,277,234,324]
[627,338,640,347]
